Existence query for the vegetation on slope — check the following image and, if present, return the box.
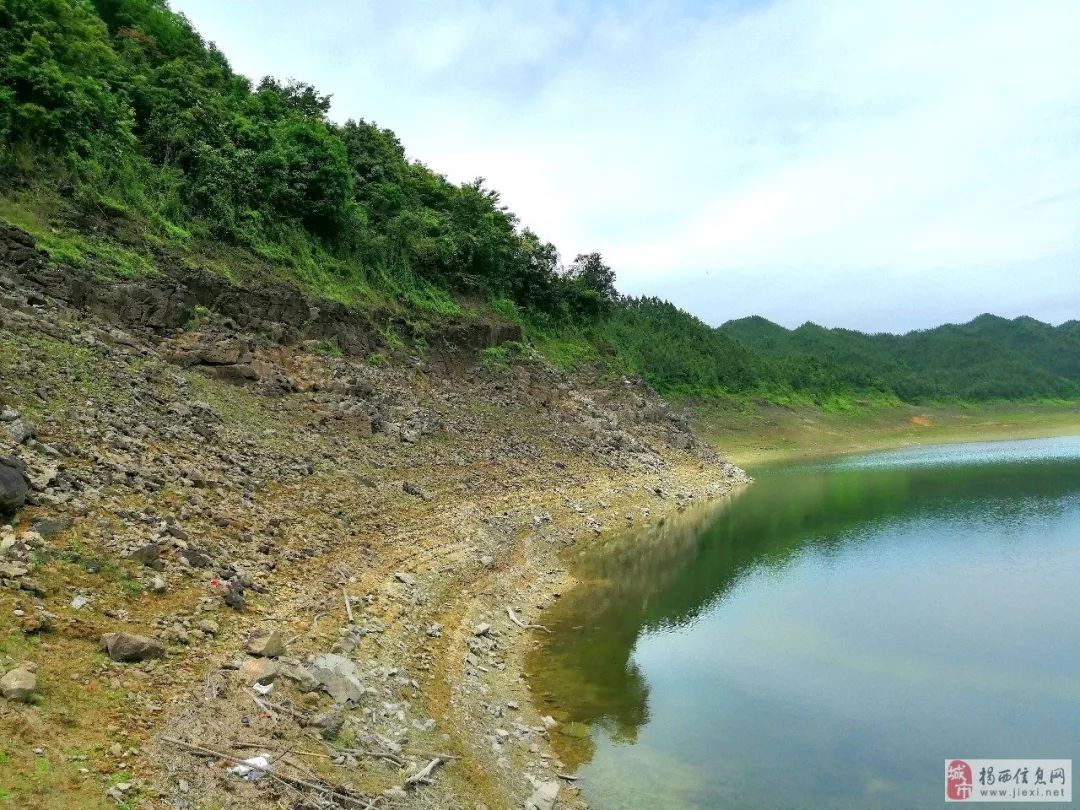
[0,0,1075,407]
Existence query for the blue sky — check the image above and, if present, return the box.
[170,0,1080,332]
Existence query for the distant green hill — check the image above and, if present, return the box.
[721,314,1080,401]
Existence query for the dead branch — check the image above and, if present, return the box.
[403,757,444,788]
[248,692,279,721]
[248,690,312,721]
[506,606,551,633]
[162,737,374,808]
[343,589,354,624]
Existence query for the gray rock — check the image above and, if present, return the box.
[196,619,219,635]
[128,542,161,567]
[26,461,58,493]
[309,708,345,740]
[245,628,286,658]
[101,632,166,662]
[181,547,212,568]
[309,653,365,704]
[0,457,29,513]
[279,663,320,692]
[3,419,35,445]
[525,778,560,810]
[0,561,27,578]
[240,657,279,685]
[20,577,45,597]
[29,516,72,538]
[1,662,37,702]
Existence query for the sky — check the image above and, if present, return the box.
[170,0,1080,333]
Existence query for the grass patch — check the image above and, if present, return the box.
[697,399,1080,466]
[313,338,344,358]
[0,194,156,279]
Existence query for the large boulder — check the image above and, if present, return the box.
[308,653,365,704]
[0,457,29,513]
[525,777,560,810]
[3,419,34,445]
[165,333,251,368]
[100,632,165,662]
[1,662,37,702]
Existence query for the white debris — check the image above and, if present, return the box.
[227,754,272,781]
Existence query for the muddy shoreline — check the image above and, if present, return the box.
[0,230,747,809]
[422,462,747,809]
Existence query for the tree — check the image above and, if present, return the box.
[566,252,617,301]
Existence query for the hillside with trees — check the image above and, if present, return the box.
[722,314,1080,401]
[1,0,1076,406]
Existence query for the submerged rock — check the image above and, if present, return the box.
[559,721,591,739]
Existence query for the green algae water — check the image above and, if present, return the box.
[528,436,1080,809]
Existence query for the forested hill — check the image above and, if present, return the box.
[0,1,1075,407]
[722,314,1080,401]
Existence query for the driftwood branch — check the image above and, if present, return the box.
[248,689,312,722]
[403,757,444,788]
[405,749,460,761]
[343,589,355,623]
[506,607,551,633]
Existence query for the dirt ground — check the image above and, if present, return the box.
[0,246,747,809]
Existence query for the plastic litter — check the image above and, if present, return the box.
[227,754,272,781]
[252,682,274,695]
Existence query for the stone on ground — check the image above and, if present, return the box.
[0,457,28,513]
[1,661,37,702]
[101,632,166,662]
[525,777,560,810]
[309,653,365,704]
[245,628,286,658]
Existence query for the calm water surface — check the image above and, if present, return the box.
[528,436,1080,809]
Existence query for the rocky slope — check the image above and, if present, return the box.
[0,224,747,809]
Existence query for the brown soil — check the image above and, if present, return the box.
[0,236,746,809]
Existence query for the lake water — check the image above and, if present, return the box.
[528,435,1080,809]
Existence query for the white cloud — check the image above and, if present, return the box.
[170,0,1080,331]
